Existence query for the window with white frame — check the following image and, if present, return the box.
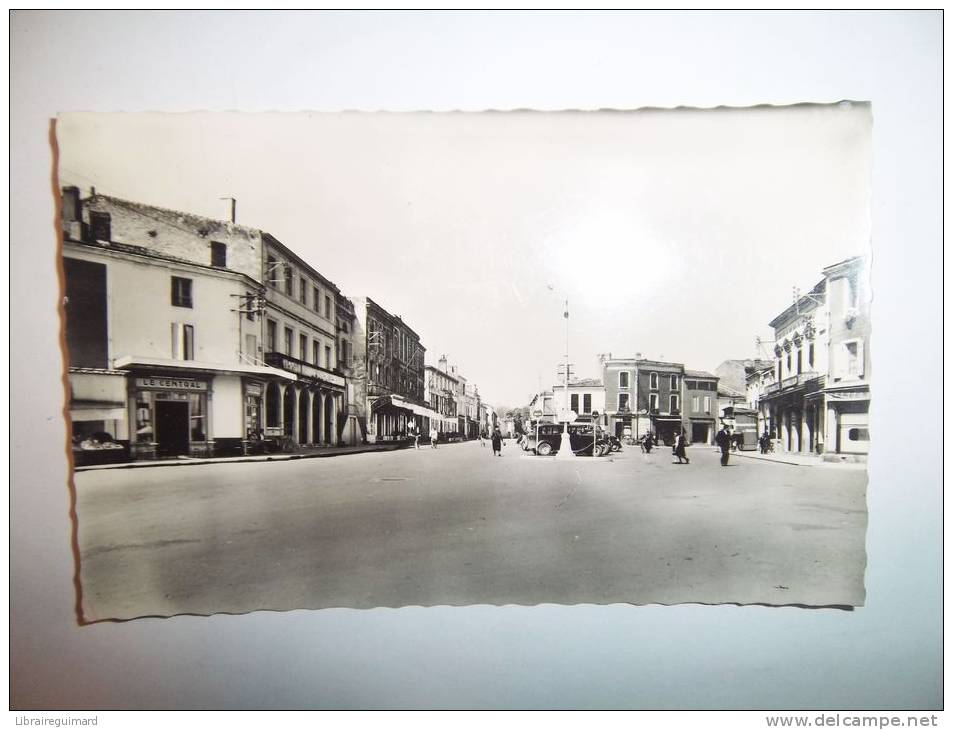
[619,371,629,389]
[649,393,659,411]
[670,394,679,412]
[692,396,700,412]
[650,372,658,389]
[670,374,678,389]
[618,393,630,411]
[171,276,193,308]
[704,396,711,414]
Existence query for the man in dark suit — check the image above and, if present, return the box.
[715,425,732,467]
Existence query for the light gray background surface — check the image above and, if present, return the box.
[11,11,942,709]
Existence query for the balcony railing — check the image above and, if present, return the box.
[764,372,823,396]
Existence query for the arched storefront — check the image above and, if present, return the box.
[282,387,295,439]
[262,351,347,446]
[323,392,334,444]
[297,388,310,444]
[265,381,280,430]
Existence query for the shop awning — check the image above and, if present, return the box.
[70,404,126,421]
[650,415,683,422]
[374,394,442,421]
[113,356,298,382]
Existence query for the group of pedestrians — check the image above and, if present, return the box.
[408,423,441,449]
[634,425,736,467]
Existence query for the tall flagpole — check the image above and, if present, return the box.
[558,297,573,459]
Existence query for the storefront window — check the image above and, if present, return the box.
[245,389,262,438]
[189,393,206,441]
[135,394,154,443]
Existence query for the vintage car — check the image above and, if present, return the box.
[533,422,611,456]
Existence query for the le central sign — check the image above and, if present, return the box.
[135,376,208,391]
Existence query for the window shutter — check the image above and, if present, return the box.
[171,322,182,359]
[183,325,194,360]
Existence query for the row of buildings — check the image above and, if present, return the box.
[519,256,870,461]
[62,188,492,463]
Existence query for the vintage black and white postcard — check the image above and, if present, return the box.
[57,105,871,621]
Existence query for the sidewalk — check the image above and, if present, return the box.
[729,448,866,469]
[74,442,414,472]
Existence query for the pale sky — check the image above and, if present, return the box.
[57,105,871,406]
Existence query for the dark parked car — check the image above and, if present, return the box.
[533,422,611,456]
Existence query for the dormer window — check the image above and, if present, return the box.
[89,211,111,242]
[210,241,227,267]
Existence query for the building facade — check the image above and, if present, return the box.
[682,370,719,445]
[63,189,296,462]
[334,294,362,445]
[424,356,459,434]
[551,378,606,422]
[820,256,871,457]
[758,278,829,454]
[528,389,557,423]
[260,233,347,447]
[757,256,870,459]
[350,296,432,442]
[603,356,686,445]
[715,359,773,426]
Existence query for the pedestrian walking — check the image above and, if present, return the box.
[491,428,503,456]
[715,425,732,466]
[759,429,771,454]
[412,423,421,449]
[673,429,690,464]
[479,431,486,447]
[643,433,654,454]
[429,426,438,449]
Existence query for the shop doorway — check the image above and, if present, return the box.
[692,422,710,445]
[155,401,190,456]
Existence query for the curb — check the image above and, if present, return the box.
[74,445,410,472]
[732,452,815,467]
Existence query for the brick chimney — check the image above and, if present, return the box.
[61,186,83,239]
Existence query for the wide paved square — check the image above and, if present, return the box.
[74,441,867,620]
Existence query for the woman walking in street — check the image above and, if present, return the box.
[673,429,690,464]
[491,428,503,457]
[429,425,438,449]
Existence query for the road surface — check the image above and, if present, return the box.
[74,440,867,621]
